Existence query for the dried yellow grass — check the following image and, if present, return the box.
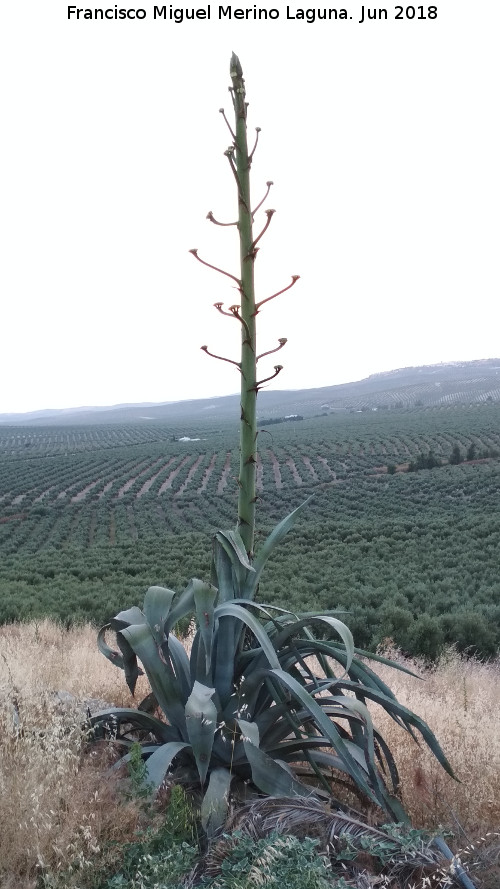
[306,644,500,841]
[0,620,150,889]
[1,621,498,888]
[370,644,500,837]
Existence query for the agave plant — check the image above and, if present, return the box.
[93,53,456,844]
[93,503,454,835]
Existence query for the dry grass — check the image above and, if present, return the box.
[0,620,152,889]
[370,643,500,839]
[1,621,499,888]
[304,645,500,887]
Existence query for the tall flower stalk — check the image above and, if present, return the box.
[191,53,298,558]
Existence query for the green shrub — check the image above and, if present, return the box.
[201,832,333,889]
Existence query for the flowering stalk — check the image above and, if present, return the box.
[230,53,258,558]
[191,54,299,559]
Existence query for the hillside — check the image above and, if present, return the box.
[1,400,499,659]
[1,358,499,425]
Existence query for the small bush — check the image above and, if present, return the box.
[202,832,333,889]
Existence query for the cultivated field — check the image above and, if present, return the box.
[0,404,499,658]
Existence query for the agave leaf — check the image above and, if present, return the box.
[163,633,191,702]
[211,529,255,602]
[261,609,349,639]
[272,616,354,674]
[254,700,308,744]
[144,741,191,791]
[214,603,280,671]
[267,739,372,780]
[275,638,411,734]
[327,693,393,812]
[243,497,313,598]
[106,744,162,773]
[165,578,199,634]
[97,626,144,694]
[189,629,211,686]
[193,580,218,673]
[213,615,240,708]
[90,707,178,744]
[116,632,144,696]
[97,624,126,670]
[331,680,455,778]
[120,623,186,735]
[237,718,317,798]
[263,669,380,806]
[143,586,177,644]
[201,767,233,837]
[262,678,405,820]
[215,529,254,571]
[351,644,421,678]
[372,729,400,791]
[214,600,291,705]
[185,681,218,786]
[211,539,235,602]
[111,606,147,631]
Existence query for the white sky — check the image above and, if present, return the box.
[1,1,499,413]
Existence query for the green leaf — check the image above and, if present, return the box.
[214,602,280,671]
[201,767,233,837]
[213,615,239,708]
[243,497,313,597]
[120,623,186,735]
[193,579,218,674]
[116,632,144,696]
[237,719,317,798]
[143,585,177,644]
[97,625,144,694]
[111,606,146,630]
[215,529,254,572]
[143,741,191,791]
[351,645,421,678]
[90,708,178,744]
[332,680,456,778]
[272,615,355,674]
[165,578,199,634]
[212,529,255,602]
[164,632,191,702]
[264,669,380,806]
[97,624,125,669]
[185,681,218,785]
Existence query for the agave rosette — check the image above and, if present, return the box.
[93,501,453,835]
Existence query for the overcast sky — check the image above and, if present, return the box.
[1,1,499,413]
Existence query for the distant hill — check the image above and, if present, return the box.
[1,358,499,425]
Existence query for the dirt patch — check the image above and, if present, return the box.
[267,450,282,490]
[136,458,176,498]
[34,487,55,503]
[286,457,303,486]
[302,456,318,481]
[71,478,104,503]
[0,513,27,524]
[116,458,163,499]
[317,456,336,479]
[176,454,204,496]
[98,480,114,499]
[197,453,217,493]
[158,456,191,494]
[217,452,233,494]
